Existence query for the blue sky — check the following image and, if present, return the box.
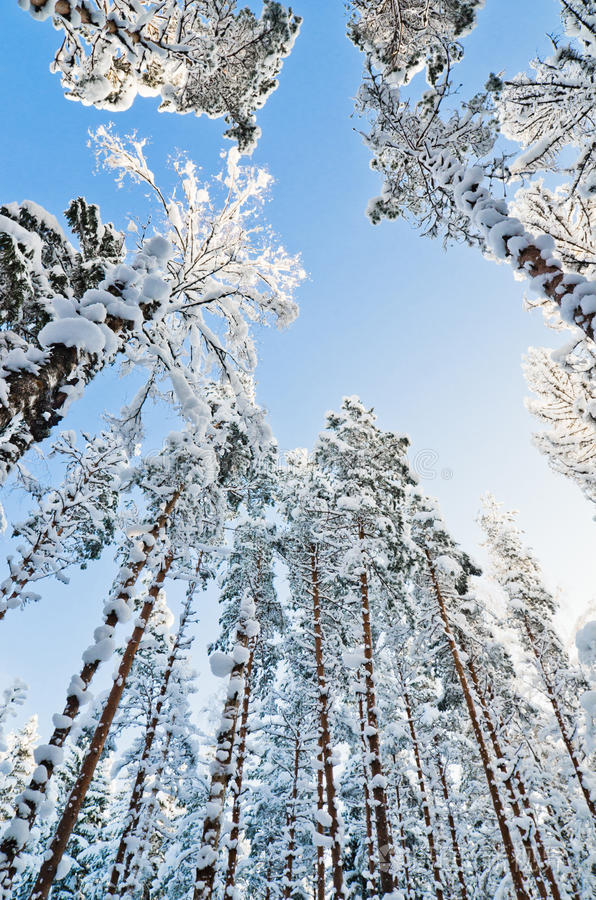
[0,1,594,734]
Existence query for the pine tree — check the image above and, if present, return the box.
[23,1,300,152]
[0,131,302,478]
[348,0,596,342]
[0,427,129,621]
[479,494,596,820]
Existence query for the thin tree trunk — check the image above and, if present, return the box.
[193,589,258,900]
[310,545,345,900]
[28,551,174,900]
[122,725,175,898]
[316,753,326,900]
[282,735,302,899]
[223,643,255,898]
[0,492,179,891]
[424,548,531,900]
[358,523,396,895]
[433,737,468,900]
[523,619,596,821]
[356,681,377,894]
[108,559,199,895]
[392,770,413,900]
[466,658,560,900]
[402,687,444,900]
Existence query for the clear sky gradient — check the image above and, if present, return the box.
[0,1,594,734]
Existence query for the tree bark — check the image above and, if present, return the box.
[466,658,561,900]
[28,551,174,900]
[310,546,345,900]
[223,643,255,898]
[356,681,377,894]
[358,524,396,895]
[282,735,302,899]
[0,311,131,481]
[402,687,444,900]
[315,753,326,900]
[108,558,199,895]
[193,590,258,899]
[420,153,596,342]
[424,548,531,900]
[0,491,179,891]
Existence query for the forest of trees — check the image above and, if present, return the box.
[0,1,595,899]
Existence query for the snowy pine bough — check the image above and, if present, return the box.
[20,0,300,151]
[349,0,596,341]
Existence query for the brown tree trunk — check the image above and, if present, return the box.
[424,548,531,900]
[433,738,468,900]
[123,725,175,896]
[466,658,560,900]
[310,546,345,899]
[193,592,258,900]
[282,735,302,899]
[357,524,396,895]
[108,559,199,895]
[422,155,596,342]
[0,310,133,481]
[316,754,326,900]
[392,770,413,900]
[402,687,444,900]
[0,492,179,891]
[223,643,255,898]
[356,682,377,893]
[523,619,596,821]
[28,551,174,900]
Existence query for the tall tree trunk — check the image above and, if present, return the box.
[357,523,396,895]
[466,658,561,900]
[356,681,377,894]
[223,643,255,899]
[316,753,326,900]
[310,546,345,899]
[523,618,596,821]
[122,725,175,898]
[432,738,468,900]
[108,560,199,895]
[27,551,174,900]
[282,735,302,900]
[0,492,179,891]
[424,548,531,900]
[402,686,444,900]
[392,769,413,900]
[193,590,258,900]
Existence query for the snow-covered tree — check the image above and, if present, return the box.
[523,340,596,504]
[479,494,596,821]
[0,427,129,621]
[348,0,596,342]
[22,1,300,152]
[0,130,302,480]
[0,718,39,829]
